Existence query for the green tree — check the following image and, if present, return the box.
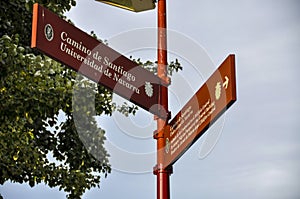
[0,1,181,198]
[0,1,113,198]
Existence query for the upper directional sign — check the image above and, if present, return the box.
[31,3,166,118]
[95,0,156,12]
[163,55,237,168]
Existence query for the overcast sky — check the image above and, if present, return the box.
[1,0,300,199]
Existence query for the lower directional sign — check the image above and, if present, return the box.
[163,55,236,168]
[31,3,166,118]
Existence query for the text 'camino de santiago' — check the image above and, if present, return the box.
[60,31,140,94]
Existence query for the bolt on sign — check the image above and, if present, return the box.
[163,55,237,168]
[31,3,166,118]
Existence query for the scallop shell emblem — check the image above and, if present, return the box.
[144,82,153,97]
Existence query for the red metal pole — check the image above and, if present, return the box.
[154,0,172,199]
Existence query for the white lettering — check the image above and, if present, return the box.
[60,42,85,62]
[104,56,136,82]
[113,73,140,94]
[60,31,91,55]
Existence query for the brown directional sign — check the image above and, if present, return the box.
[31,3,165,118]
[162,55,236,168]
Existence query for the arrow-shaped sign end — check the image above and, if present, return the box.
[223,76,229,89]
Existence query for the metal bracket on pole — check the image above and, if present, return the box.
[154,110,171,122]
[153,123,171,139]
[153,163,173,175]
[160,76,171,87]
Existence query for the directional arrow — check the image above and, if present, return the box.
[223,76,229,89]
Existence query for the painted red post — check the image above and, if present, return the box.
[154,0,172,199]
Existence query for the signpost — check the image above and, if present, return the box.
[31,3,166,119]
[154,1,172,199]
[31,2,237,199]
[162,55,236,168]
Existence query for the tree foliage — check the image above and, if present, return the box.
[0,1,112,198]
[0,1,182,198]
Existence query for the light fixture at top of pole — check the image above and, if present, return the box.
[95,0,156,12]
